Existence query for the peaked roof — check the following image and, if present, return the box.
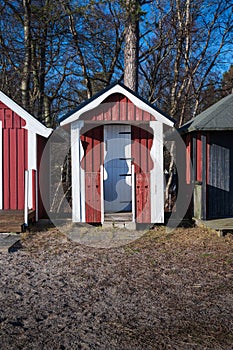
[0,91,52,138]
[59,82,175,127]
[180,94,233,133]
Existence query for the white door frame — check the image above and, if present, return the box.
[0,121,2,209]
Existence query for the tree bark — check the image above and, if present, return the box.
[21,0,31,111]
[124,0,140,92]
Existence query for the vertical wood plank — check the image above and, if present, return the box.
[135,106,143,121]
[111,94,119,121]
[0,108,5,127]
[140,128,147,174]
[14,112,21,129]
[10,129,17,209]
[131,126,140,173]
[192,135,197,182]
[119,96,127,121]
[17,129,25,210]
[127,99,135,121]
[136,173,150,223]
[5,109,12,129]
[32,169,36,211]
[3,129,10,209]
[201,133,207,220]
[196,133,202,182]
[186,134,191,184]
[120,96,128,121]
[0,121,2,209]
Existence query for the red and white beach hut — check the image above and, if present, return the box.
[60,83,174,227]
[0,91,52,232]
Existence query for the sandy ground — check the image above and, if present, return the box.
[0,226,233,349]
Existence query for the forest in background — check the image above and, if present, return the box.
[0,0,233,127]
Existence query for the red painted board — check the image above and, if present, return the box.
[85,172,101,223]
[186,134,191,184]
[17,129,26,209]
[9,129,17,209]
[196,133,202,182]
[5,109,13,129]
[136,173,151,223]
[3,129,10,209]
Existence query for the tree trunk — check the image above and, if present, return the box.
[21,0,31,111]
[124,0,140,92]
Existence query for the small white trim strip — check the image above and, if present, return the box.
[60,84,174,127]
[80,138,86,222]
[35,169,38,221]
[28,132,37,209]
[100,165,104,224]
[24,170,29,226]
[132,164,135,223]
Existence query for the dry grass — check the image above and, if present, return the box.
[0,226,233,349]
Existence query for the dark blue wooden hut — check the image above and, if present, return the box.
[180,93,233,220]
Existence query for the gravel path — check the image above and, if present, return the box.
[0,227,233,349]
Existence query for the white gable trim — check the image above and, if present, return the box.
[0,91,52,138]
[60,84,174,127]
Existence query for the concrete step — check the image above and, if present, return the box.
[103,212,135,230]
[104,212,133,222]
[102,221,136,230]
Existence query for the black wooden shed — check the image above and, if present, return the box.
[180,93,233,220]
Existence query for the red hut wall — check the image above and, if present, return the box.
[0,102,28,210]
[80,93,155,223]
[81,126,103,223]
[82,93,156,122]
[132,126,153,223]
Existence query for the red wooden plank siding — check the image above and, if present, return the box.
[206,134,210,186]
[79,94,157,223]
[0,104,28,210]
[32,169,36,211]
[111,94,119,121]
[5,108,13,129]
[81,93,156,122]
[140,128,148,175]
[132,126,152,223]
[135,173,150,223]
[196,133,202,182]
[81,126,103,223]
[10,128,17,209]
[85,172,101,222]
[128,99,135,121]
[17,129,25,209]
[14,112,21,129]
[3,128,10,209]
[135,105,143,121]
[186,134,191,184]
[119,96,127,121]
